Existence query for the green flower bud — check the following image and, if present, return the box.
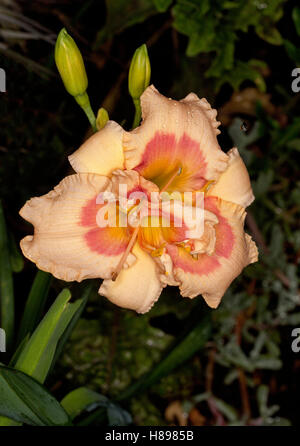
[55,28,88,97]
[96,107,109,130]
[128,44,151,100]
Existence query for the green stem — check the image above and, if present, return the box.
[132,98,141,129]
[75,92,97,132]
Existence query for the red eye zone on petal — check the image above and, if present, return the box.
[167,244,220,275]
[134,131,208,192]
[204,197,234,259]
[80,195,131,256]
[166,197,235,275]
[81,196,100,227]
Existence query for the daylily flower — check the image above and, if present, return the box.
[19,85,258,313]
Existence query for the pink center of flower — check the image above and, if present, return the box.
[80,140,234,280]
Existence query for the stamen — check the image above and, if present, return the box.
[111,226,140,281]
[111,166,182,281]
[176,241,191,254]
[150,246,165,257]
[160,164,182,194]
[199,180,214,193]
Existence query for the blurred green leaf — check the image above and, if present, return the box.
[0,201,14,350]
[192,391,211,403]
[173,0,215,58]
[15,288,83,383]
[173,0,211,38]
[270,224,284,260]
[215,60,266,92]
[0,365,71,426]
[218,339,254,372]
[224,369,239,385]
[257,384,280,419]
[292,6,300,36]
[17,270,52,345]
[283,39,300,64]
[272,118,300,149]
[250,331,267,358]
[253,356,282,370]
[228,117,261,157]
[286,139,300,152]
[213,397,239,422]
[172,0,283,89]
[153,0,172,12]
[256,23,282,45]
[205,36,235,77]
[94,0,157,47]
[252,169,274,198]
[286,312,300,325]
[185,18,216,57]
[265,417,292,426]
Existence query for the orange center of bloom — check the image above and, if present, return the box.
[80,168,223,281]
[111,165,183,281]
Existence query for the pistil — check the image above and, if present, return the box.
[160,165,182,194]
[111,225,140,281]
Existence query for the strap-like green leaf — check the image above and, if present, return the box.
[15,288,82,383]
[9,334,30,367]
[0,365,71,426]
[17,270,52,345]
[62,387,132,426]
[1,286,91,425]
[61,387,109,420]
[50,283,92,372]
